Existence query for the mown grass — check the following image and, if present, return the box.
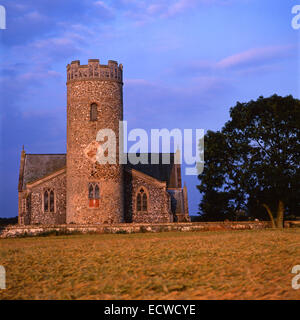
[0,229,300,300]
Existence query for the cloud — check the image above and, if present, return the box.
[1,0,115,47]
[173,44,296,77]
[161,0,197,18]
[116,0,232,25]
[18,70,61,82]
[31,35,85,60]
[94,0,114,12]
[217,45,295,69]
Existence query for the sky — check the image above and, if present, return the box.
[0,0,299,217]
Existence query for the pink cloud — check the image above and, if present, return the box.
[162,0,197,18]
[18,70,61,81]
[217,45,295,69]
[147,4,163,15]
[122,0,231,25]
[93,1,115,17]
[24,11,45,21]
[174,44,296,77]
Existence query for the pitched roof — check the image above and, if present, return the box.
[125,167,167,187]
[126,153,177,188]
[20,153,178,190]
[21,154,66,190]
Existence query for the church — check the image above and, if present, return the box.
[18,59,190,225]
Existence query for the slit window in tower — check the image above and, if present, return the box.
[90,103,98,121]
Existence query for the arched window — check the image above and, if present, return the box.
[88,182,100,208]
[90,103,98,121]
[50,190,54,212]
[44,191,48,212]
[136,188,148,212]
[44,189,55,213]
[89,184,94,199]
[95,184,100,199]
[137,193,142,212]
[142,193,147,211]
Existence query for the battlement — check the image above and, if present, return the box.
[66,59,123,83]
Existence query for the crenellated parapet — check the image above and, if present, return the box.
[66,59,123,83]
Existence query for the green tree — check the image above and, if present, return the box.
[197,95,300,227]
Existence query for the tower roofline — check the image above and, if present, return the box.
[66,59,123,84]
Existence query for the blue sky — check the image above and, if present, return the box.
[0,0,299,217]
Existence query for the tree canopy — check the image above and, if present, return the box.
[197,95,300,227]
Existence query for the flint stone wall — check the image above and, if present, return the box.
[0,221,273,238]
[66,74,124,224]
[124,170,172,223]
[29,172,66,225]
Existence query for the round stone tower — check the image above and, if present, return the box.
[66,59,124,224]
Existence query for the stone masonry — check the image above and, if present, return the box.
[18,58,190,225]
[66,59,124,224]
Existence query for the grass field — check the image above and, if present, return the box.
[0,229,300,300]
